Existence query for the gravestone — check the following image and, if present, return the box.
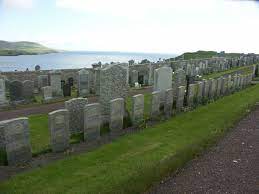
[173,68,186,97]
[0,118,32,166]
[131,70,139,85]
[233,75,238,90]
[84,103,101,141]
[94,69,100,96]
[110,98,124,133]
[153,66,172,102]
[48,109,70,152]
[176,86,186,112]
[208,79,216,99]
[236,75,241,89]
[78,69,90,97]
[241,75,245,88]
[65,98,88,134]
[244,75,248,86]
[248,73,253,84]
[42,86,52,101]
[63,83,71,97]
[100,64,128,115]
[22,80,34,100]
[165,88,173,118]
[9,80,23,101]
[202,80,209,98]
[216,77,222,97]
[221,77,227,95]
[5,79,10,92]
[49,70,62,97]
[243,75,246,88]
[174,69,186,87]
[246,74,250,86]
[37,75,48,89]
[150,91,160,120]
[132,94,144,126]
[0,77,7,105]
[196,81,203,102]
[187,84,196,107]
[227,75,232,93]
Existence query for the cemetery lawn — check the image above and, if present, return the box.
[29,114,86,155]
[1,84,259,193]
[29,114,50,155]
[202,65,254,79]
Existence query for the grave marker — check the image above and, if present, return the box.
[49,109,70,152]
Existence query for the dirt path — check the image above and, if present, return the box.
[0,87,152,121]
[146,106,259,193]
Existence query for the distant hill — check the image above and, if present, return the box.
[168,50,243,61]
[0,40,57,56]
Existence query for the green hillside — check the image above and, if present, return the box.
[168,50,243,61]
[0,40,57,56]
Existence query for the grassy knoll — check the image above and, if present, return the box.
[1,84,259,193]
[202,65,254,79]
[0,40,57,56]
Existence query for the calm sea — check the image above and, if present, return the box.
[0,51,176,72]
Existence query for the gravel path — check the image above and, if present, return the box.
[0,87,152,121]
[146,106,259,194]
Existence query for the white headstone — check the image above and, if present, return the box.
[154,66,173,102]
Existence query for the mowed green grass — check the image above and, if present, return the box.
[1,84,259,194]
[28,114,50,155]
[202,65,254,79]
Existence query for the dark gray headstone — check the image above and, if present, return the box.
[63,83,71,97]
[22,80,34,100]
[9,80,23,101]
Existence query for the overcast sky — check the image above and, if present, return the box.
[1,0,259,54]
